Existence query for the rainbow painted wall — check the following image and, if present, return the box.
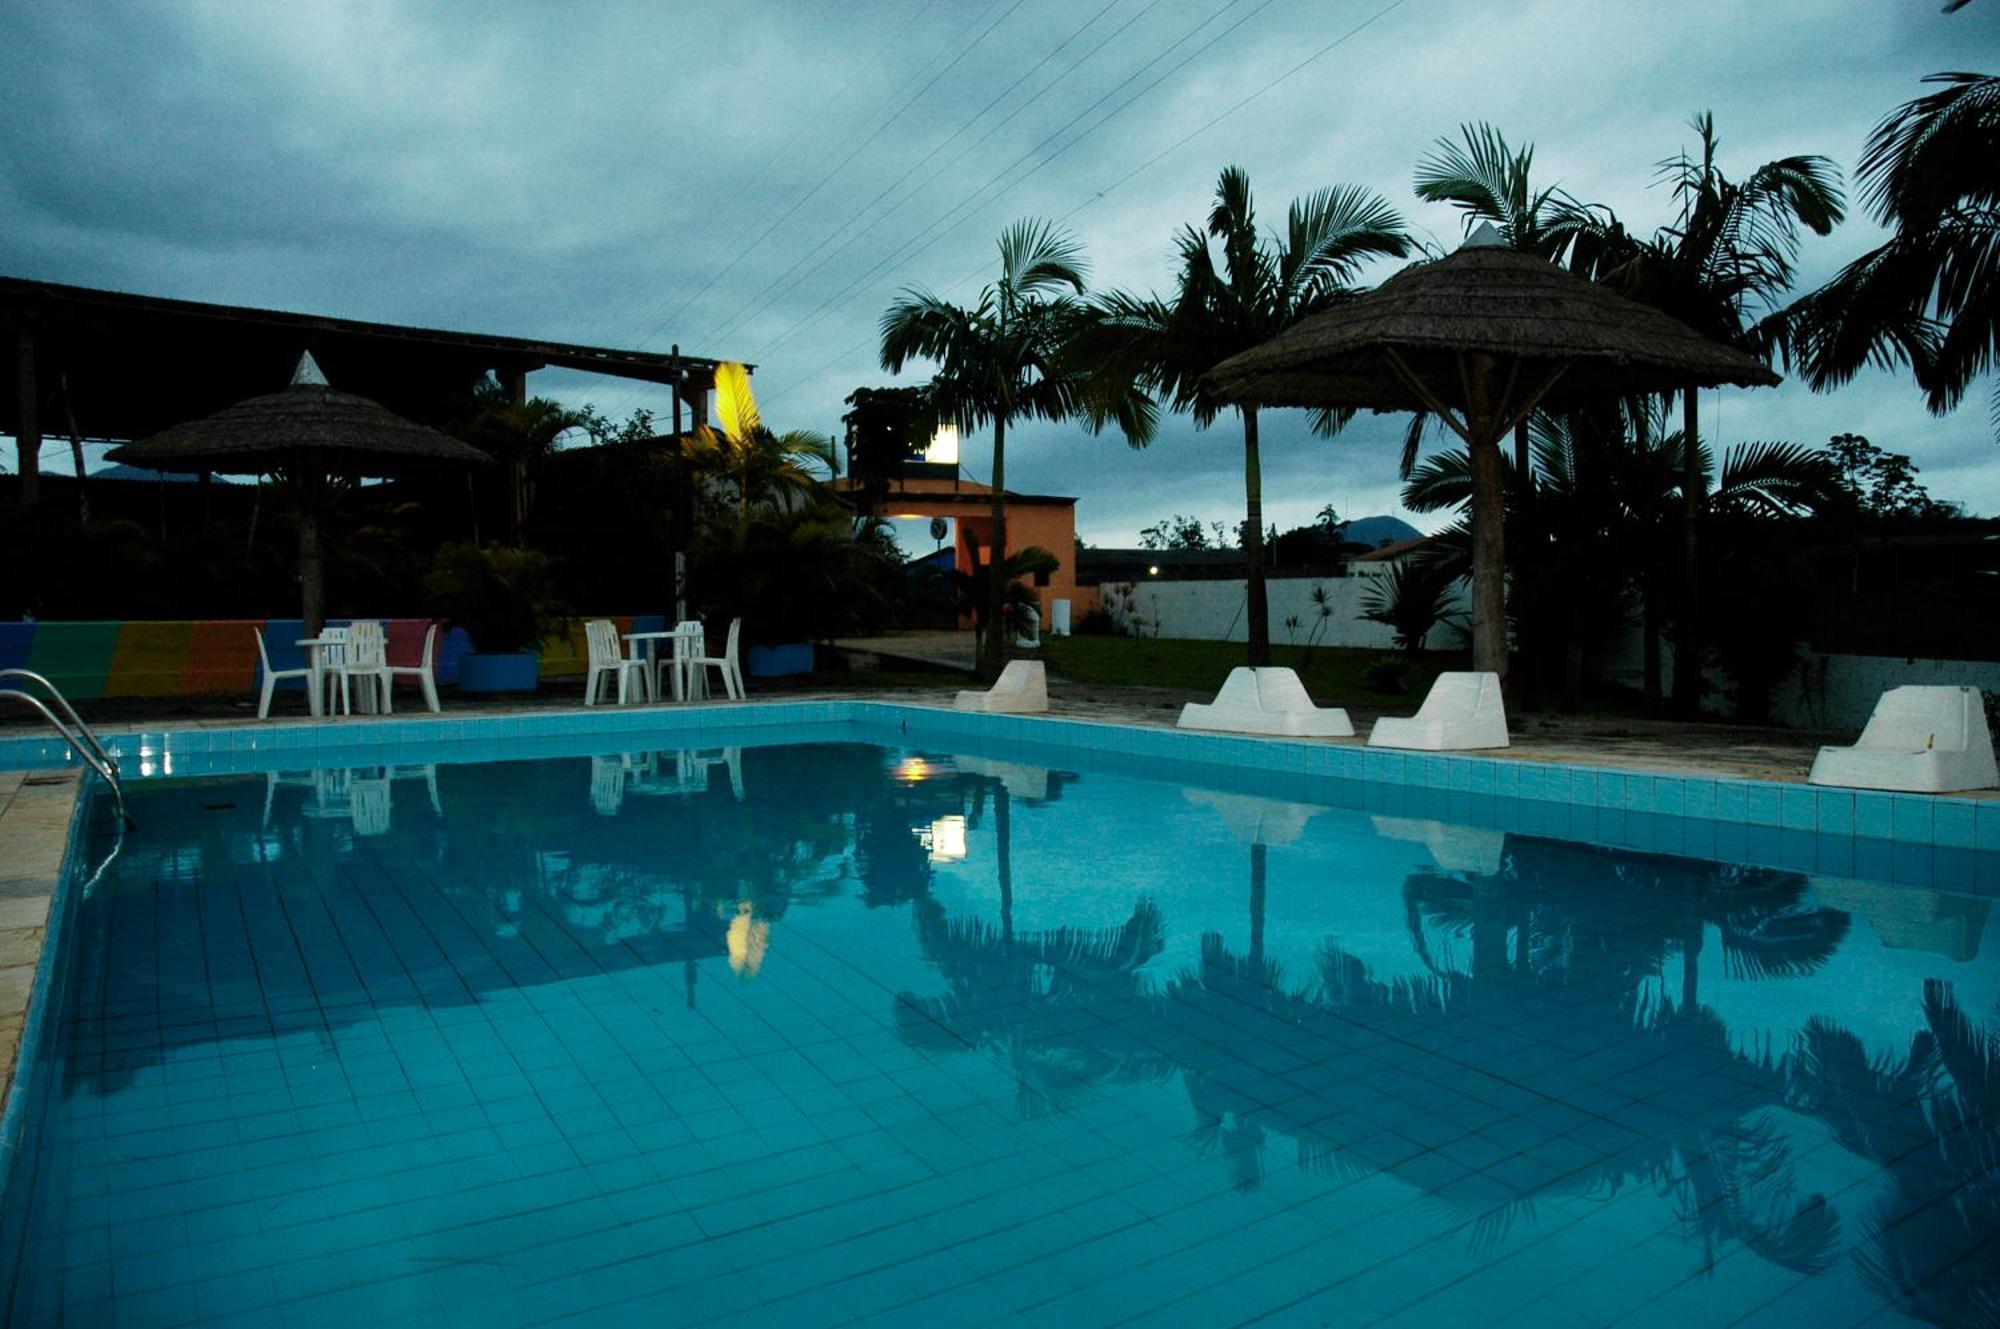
[0,616,667,700]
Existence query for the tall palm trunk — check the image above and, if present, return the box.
[1511,418,1537,710]
[996,786,1014,945]
[1673,386,1702,715]
[1248,841,1267,967]
[1242,405,1270,667]
[982,416,1008,682]
[1467,441,1509,675]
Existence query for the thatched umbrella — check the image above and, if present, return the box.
[107,353,492,634]
[1206,225,1778,674]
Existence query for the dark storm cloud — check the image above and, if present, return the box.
[4,1,1995,539]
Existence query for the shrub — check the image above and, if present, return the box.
[423,542,561,655]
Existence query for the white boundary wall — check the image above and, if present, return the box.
[1096,568,1470,651]
[1596,634,2000,731]
[1777,652,2000,731]
[1115,576,1996,732]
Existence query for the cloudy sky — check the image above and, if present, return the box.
[3,1,1993,544]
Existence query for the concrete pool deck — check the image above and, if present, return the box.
[0,769,80,1118]
[0,679,1989,793]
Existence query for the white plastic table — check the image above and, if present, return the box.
[295,637,338,717]
[297,634,383,716]
[624,626,709,702]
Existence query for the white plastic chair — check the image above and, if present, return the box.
[584,619,650,706]
[313,626,351,717]
[1367,671,1509,750]
[668,620,708,701]
[254,627,313,719]
[386,622,442,712]
[335,621,393,715]
[954,660,1048,713]
[1178,667,1354,737]
[1808,685,1998,793]
[590,754,628,815]
[684,618,746,701]
[350,773,393,836]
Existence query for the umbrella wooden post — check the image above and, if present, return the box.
[1464,353,1508,676]
[1205,239,1782,696]
[298,508,325,640]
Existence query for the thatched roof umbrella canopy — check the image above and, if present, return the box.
[1206,226,1778,675]
[108,353,493,634]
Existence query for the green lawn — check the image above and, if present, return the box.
[1040,636,1465,706]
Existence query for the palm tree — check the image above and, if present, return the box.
[1413,125,1615,706]
[881,220,1151,681]
[1093,167,1408,667]
[1403,410,1837,710]
[685,363,838,523]
[1606,113,1844,714]
[459,379,597,547]
[1789,71,2000,441]
[1413,124,1609,470]
[945,544,1061,660]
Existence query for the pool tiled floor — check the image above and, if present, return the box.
[1,737,1995,1325]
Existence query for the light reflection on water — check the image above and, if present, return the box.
[1,737,1993,1327]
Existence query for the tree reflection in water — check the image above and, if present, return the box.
[1790,982,2000,1328]
[900,808,1867,1280]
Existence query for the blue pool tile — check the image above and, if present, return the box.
[1932,799,1975,850]
[1978,802,2000,854]
[1779,786,1817,830]
[1743,782,1782,827]
[1714,781,1747,823]
[1892,795,1936,843]
[1854,791,1896,838]
[1814,789,1854,835]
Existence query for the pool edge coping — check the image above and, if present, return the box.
[0,697,1993,854]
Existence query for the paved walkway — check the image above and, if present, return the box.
[1,670,1987,795]
[0,768,80,1113]
[831,631,977,671]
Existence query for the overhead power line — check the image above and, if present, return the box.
[757,0,1411,413]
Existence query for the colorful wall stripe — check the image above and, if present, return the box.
[0,616,667,700]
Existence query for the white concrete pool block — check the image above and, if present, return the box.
[954,660,1048,714]
[1809,685,1998,794]
[1178,667,1354,738]
[1368,671,1509,751]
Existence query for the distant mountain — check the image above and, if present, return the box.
[1336,515,1421,548]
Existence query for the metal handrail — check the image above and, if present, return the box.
[0,669,131,828]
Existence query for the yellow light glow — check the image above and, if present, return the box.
[894,756,933,783]
[726,900,770,977]
[924,424,960,465]
[1148,565,1160,576]
[925,815,967,863]
[713,362,760,442]
[890,512,927,520]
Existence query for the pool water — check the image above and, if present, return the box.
[2,732,1995,1327]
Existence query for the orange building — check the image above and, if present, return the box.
[832,472,1094,627]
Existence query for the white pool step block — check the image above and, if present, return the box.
[1367,671,1509,751]
[1808,685,1997,794]
[1177,667,1355,738]
[954,659,1048,714]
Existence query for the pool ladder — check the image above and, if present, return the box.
[0,668,131,829]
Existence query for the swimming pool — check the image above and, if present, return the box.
[2,714,1995,1326]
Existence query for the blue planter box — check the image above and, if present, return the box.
[458,652,540,693]
[746,642,814,678]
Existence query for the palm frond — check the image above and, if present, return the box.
[1857,71,2000,228]
[1281,183,1408,294]
[998,218,1088,298]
